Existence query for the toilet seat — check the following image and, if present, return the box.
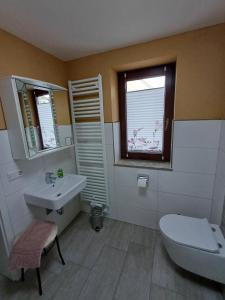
[159,214,219,253]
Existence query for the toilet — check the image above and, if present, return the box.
[159,214,225,284]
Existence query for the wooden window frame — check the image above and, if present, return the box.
[118,62,176,162]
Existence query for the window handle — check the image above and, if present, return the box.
[164,118,169,131]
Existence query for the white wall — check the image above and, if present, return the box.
[1,120,224,245]
[0,130,79,250]
[105,120,223,229]
[211,121,225,224]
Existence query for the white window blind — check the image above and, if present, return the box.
[126,87,165,153]
[37,98,57,148]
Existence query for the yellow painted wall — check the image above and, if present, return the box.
[67,23,225,122]
[0,29,67,129]
[53,91,71,125]
[0,24,225,127]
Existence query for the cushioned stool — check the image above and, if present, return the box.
[9,221,65,296]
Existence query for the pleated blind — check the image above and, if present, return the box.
[126,87,165,153]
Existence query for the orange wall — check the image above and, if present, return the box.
[0,29,67,129]
[0,24,225,128]
[53,91,71,125]
[67,23,225,122]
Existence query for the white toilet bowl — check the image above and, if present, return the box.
[159,214,225,284]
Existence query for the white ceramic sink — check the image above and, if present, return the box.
[24,174,86,210]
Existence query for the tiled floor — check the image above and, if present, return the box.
[0,213,223,300]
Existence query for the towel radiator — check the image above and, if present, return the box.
[68,75,109,207]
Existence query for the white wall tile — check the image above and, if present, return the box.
[42,148,75,174]
[158,192,211,219]
[104,123,113,145]
[0,180,15,247]
[0,131,13,164]
[115,201,158,229]
[173,121,222,149]
[158,171,214,199]
[5,193,31,226]
[116,185,158,211]
[113,122,121,162]
[11,212,34,237]
[211,121,225,225]
[0,130,78,244]
[110,120,222,228]
[105,144,114,166]
[0,119,223,234]
[211,175,225,224]
[172,147,218,174]
[215,150,225,179]
[219,121,225,153]
[114,166,158,191]
[107,164,115,207]
[0,161,26,196]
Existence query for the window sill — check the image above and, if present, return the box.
[114,159,173,171]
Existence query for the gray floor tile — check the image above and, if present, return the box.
[62,217,115,269]
[78,245,126,300]
[150,284,185,300]
[0,216,223,300]
[152,236,222,299]
[105,220,133,251]
[2,262,89,300]
[130,224,156,250]
[62,225,95,266]
[115,242,154,300]
[47,263,90,300]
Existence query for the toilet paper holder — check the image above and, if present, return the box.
[137,174,149,184]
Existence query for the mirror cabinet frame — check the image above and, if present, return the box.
[0,75,74,160]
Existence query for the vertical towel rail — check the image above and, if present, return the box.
[68,75,109,207]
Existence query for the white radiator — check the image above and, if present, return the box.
[68,75,109,206]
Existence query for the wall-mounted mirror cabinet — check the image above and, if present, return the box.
[0,76,74,159]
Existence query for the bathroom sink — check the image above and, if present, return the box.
[24,174,86,210]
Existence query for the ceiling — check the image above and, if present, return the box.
[0,0,224,61]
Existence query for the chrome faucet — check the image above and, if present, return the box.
[45,172,57,184]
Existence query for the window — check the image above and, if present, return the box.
[118,63,176,161]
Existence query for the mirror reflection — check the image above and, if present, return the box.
[16,79,73,157]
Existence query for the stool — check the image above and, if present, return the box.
[13,222,65,296]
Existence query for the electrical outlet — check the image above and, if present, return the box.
[7,170,23,181]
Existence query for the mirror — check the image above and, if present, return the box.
[15,79,73,157]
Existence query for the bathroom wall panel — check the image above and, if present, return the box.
[0,131,13,164]
[104,123,114,146]
[67,23,225,122]
[219,122,225,152]
[115,198,158,229]
[115,185,158,212]
[173,121,222,149]
[0,28,68,130]
[158,192,212,219]
[211,176,225,224]
[172,147,218,174]
[0,180,14,248]
[114,166,158,192]
[105,145,115,167]
[211,121,225,224]
[0,130,78,243]
[216,151,225,179]
[158,171,214,199]
[105,120,222,229]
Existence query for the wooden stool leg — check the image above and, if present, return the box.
[36,268,42,296]
[21,268,25,282]
[55,236,65,265]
